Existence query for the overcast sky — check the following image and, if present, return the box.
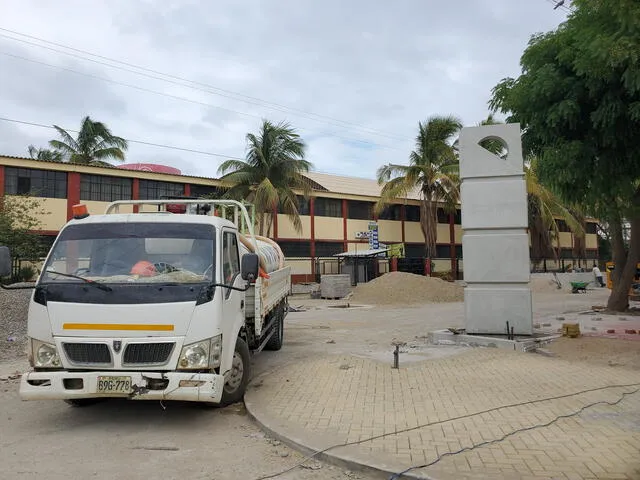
[0,0,568,180]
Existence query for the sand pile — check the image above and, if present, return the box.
[350,272,464,305]
[530,276,563,293]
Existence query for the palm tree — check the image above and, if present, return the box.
[27,145,63,162]
[49,116,128,166]
[376,115,462,260]
[218,120,312,236]
[526,157,584,266]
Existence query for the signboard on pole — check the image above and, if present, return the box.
[368,221,379,250]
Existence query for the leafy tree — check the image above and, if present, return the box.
[376,115,462,260]
[0,194,48,262]
[489,0,640,310]
[49,116,128,166]
[218,120,312,236]
[27,145,63,162]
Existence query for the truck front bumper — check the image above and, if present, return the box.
[19,370,224,403]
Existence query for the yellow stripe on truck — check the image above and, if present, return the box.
[63,323,174,331]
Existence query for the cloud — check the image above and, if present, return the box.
[0,0,568,180]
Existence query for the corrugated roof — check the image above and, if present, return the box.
[303,171,422,201]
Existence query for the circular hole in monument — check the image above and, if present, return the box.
[477,136,509,159]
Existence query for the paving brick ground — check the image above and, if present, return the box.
[246,348,640,480]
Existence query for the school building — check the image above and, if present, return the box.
[0,155,599,283]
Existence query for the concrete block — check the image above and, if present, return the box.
[461,179,527,230]
[464,286,533,335]
[463,233,530,283]
[458,123,524,179]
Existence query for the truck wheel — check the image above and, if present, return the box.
[220,337,251,406]
[265,302,284,351]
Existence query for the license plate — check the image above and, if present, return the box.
[97,376,132,394]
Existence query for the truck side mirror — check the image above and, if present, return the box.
[241,253,259,282]
[0,246,11,277]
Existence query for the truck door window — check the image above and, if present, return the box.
[223,232,240,286]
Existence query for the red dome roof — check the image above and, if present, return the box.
[116,163,182,175]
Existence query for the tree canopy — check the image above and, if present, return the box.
[376,115,461,259]
[490,0,640,310]
[218,120,312,236]
[49,116,128,165]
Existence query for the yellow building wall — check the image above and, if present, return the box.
[39,198,68,231]
[345,219,370,242]
[7,196,67,231]
[347,242,370,253]
[437,224,450,244]
[404,222,423,243]
[378,220,402,243]
[285,258,312,275]
[454,225,463,244]
[586,234,598,249]
[277,214,311,240]
[316,217,344,240]
[557,232,573,248]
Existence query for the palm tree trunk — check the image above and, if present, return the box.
[258,212,265,236]
[265,212,274,238]
[420,198,438,265]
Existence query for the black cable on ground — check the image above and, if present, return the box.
[388,387,639,479]
[252,383,640,480]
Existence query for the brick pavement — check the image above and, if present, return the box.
[246,348,640,480]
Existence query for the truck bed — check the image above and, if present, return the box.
[245,266,291,333]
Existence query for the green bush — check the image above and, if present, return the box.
[17,265,37,282]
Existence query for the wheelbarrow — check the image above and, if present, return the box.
[570,281,589,294]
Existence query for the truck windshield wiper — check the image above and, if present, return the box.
[45,269,112,292]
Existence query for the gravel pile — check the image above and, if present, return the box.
[0,284,32,362]
[350,272,464,306]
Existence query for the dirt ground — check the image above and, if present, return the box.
[544,336,640,370]
[0,287,635,480]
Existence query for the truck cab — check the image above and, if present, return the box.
[0,199,290,406]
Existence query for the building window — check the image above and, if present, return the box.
[314,198,342,218]
[437,208,449,224]
[378,204,401,221]
[278,241,311,258]
[190,184,221,198]
[435,245,451,258]
[555,220,571,233]
[315,241,343,257]
[5,167,67,198]
[456,245,463,258]
[80,174,132,202]
[405,244,425,258]
[139,180,184,200]
[348,200,373,220]
[586,222,597,234]
[278,196,310,215]
[405,205,420,222]
[454,209,461,225]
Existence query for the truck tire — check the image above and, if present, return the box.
[220,337,251,406]
[265,302,284,351]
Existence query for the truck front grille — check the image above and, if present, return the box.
[123,343,175,365]
[63,343,111,364]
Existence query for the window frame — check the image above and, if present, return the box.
[80,174,132,202]
[4,167,67,198]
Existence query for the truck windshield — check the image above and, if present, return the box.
[41,222,215,285]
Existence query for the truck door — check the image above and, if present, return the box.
[221,229,243,324]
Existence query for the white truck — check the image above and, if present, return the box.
[0,199,290,406]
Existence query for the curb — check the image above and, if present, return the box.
[244,386,444,480]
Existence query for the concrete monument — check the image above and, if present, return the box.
[459,123,533,335]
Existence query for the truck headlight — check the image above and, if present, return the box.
[178,341,210,369]
[177,335,222,370]
[32,340,61,368]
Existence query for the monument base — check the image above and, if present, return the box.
[428,329,558,352]
[464,286,533,335]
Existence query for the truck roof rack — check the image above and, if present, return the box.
[105,199,257,240]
